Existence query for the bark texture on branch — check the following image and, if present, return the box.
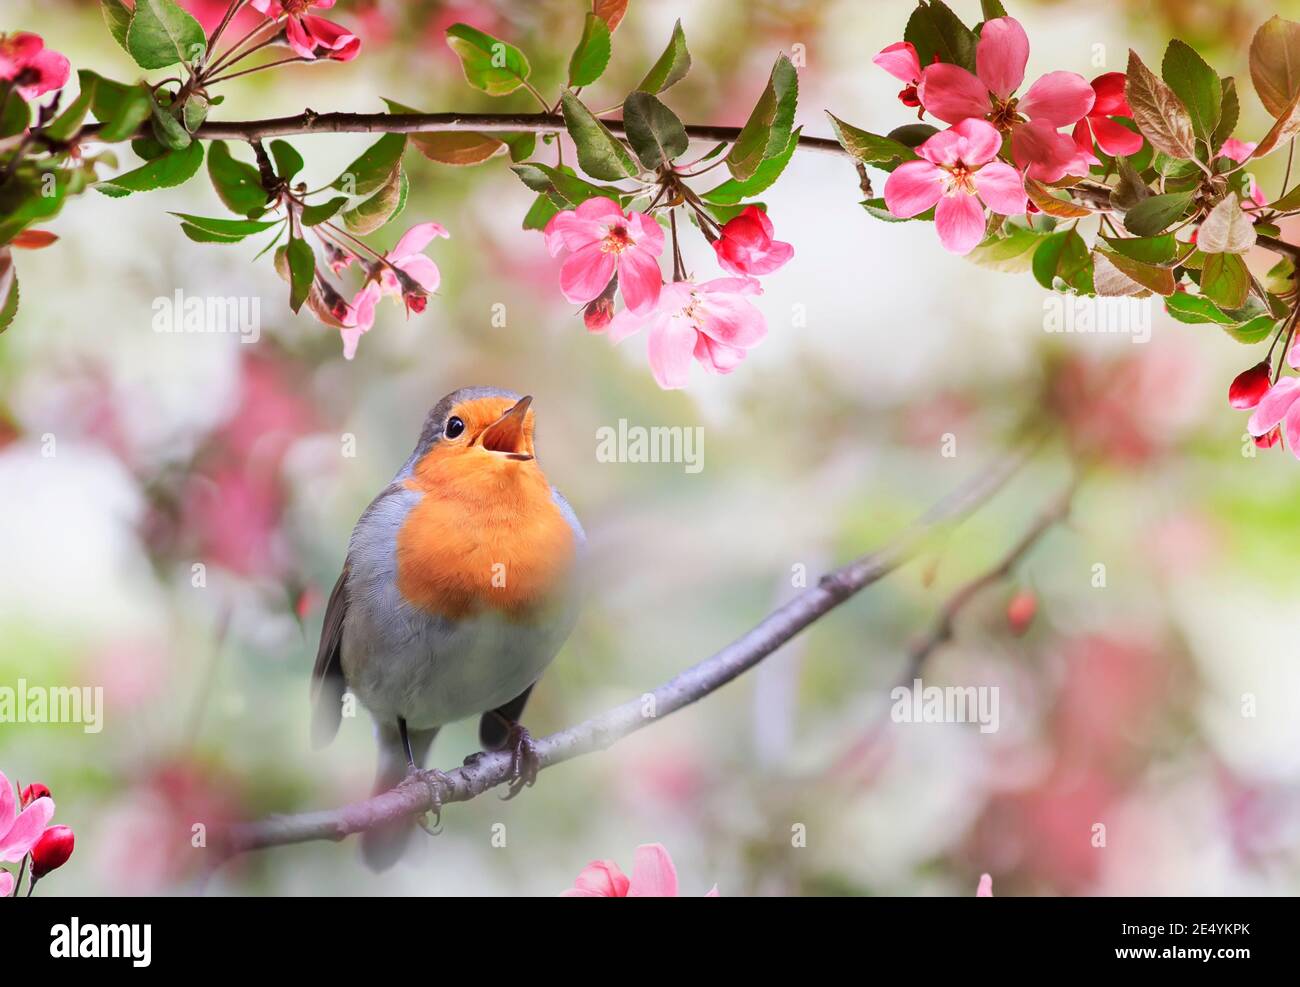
[217,438,1043,858]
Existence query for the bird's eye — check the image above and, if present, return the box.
[445,416,465,439]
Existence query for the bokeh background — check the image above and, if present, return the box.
[4,0,1300,896]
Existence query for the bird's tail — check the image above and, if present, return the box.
[360,723,437,872]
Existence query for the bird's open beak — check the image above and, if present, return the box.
[479,396,534,460]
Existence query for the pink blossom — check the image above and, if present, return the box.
[874,40,924,111]
[604,277,767,389]
[340,282,380,360]
[1071,73,1143,165]
[883,118,1028,254]
[544,197,664,313]
[1247,377,1300,459]
[0,32,70,100]
[1,769,55,863]
[562,843,719,897]
[917,17,1094,182]
[251,0,361,61]
[375,221,449,312]
[977,873,993,896]
[1217,140,1267,209]
[712,206,793,277]
[0,870,12,897]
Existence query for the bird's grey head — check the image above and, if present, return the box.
[399,386,526,475]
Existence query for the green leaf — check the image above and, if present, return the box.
[1095,248,1177,295]
[0,171,70,244]
[285,238,315,313]
[150,95,192,150]
[1032,229,1093,293]
[703,128,799,204]
[1201,252,1250,309]
[45,73,97,142]
[97,141,204,197]
[180,223,246,244]
[170,213,281,238]
[826,113,918,170]
[905,1,977,72]
[1100,234,1177,264]
[85,73,152,142]
[383,97,506,166]
[270,140,304,182]
[182,94,209,133]
[1125,49,1196,160]
[980,0,1009,18]
[1249,16,1300,118]
[620,91,687,171]
[726,53,798,181]
[1211,76,1238,152]
[1123,190,1194,236]
[500,132,536,162]
[330,133,406,197]
[861,197,932,223]
[0,256,17,334]
[968,224,1047,273]
[522,192,560,230]
[561,91,639,179]
[1250,89,1300,159]
[636,19,690,93]
[0,84,32,139]
[568,12,612,88]
[101,0,133,52]
[206,140,269,216]
[511,162,619,207]
[343,166,407,234]
[1161,40,1221,143]
[126,0,206,70]
[445,23,531,97]
[300,196,348,226]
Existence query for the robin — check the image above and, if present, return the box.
[310,386,584,869]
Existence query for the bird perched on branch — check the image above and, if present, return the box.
[311,387,584,869]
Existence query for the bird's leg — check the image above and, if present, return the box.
[397,716,451,834]
[474,711,542,799]
[397,717,417,773]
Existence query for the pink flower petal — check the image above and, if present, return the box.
[1286,400,1300,460]
[694,333,748,374]
[647,317,698,390]
[302,16,360,61]
[1089,115,1143,157]
[1247,378,1300,436]
[616,247,663,314]
[284,16,319,60]
[1018,71,1096,127]
[0,770,14,830]
[918,63,991,125]
[0,796,54,863]
[0,870,12,897]
[1218,138,1257,164]
[1011,118,1079,182]
[977,873,994,897]
[575,195,625,224]
[391,221,449,260]
[396,254,441,294]
[566,859,631,897]
[973,161,1027,215]
[559,242,617,305]
[934,192,987,255]
[975,17,1029,100]
[627,210,665,256]
[883,160,945,218]
[604,305,653,343]
[873,41,922,83]
[1090,72,1131,116]
[696,286,767,349]
[626,843,680,896]
[949,118,1003,166]
[543,209,603,256]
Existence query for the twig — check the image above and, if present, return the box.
[212,434,1045,859]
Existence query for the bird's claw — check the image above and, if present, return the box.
[409,767,451,836]
[501,723,540,801]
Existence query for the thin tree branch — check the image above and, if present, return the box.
[213,434,1046,859]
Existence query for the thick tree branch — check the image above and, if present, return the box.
[214,435,1045,859]
[78,111,847,156]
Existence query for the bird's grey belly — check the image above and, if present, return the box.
[341,596,574,729]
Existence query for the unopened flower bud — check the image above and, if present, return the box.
[1006,590,1038,635]
[1229,362,1271,410]
[20,782,50,806]
[31,825,74,879]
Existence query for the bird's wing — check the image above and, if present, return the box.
[310,563,349,749]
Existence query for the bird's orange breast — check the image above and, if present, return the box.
[394,447,576,622]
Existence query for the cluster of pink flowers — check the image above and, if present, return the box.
[0,31,69,101]
[878,17,1121,255]
[250,0,361,61]
[542,198,792,388]
[321,221,448,359]
[1,772,75,895]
